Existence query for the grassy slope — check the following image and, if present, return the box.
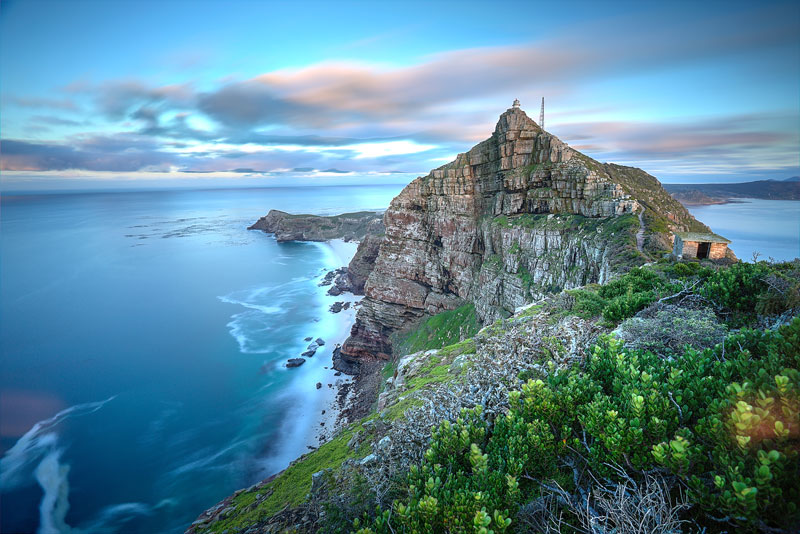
[391,303,480,357]
[197,305,481,533]
[602,164,711,252]
[200,421,374,533]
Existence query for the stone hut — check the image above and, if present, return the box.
[673,231,731,260]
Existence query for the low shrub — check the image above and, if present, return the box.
[356,318,800,533]
[616,305,727,356]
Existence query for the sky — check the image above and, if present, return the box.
[1,0,799,191]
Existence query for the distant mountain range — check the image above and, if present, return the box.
[664,177,800,205]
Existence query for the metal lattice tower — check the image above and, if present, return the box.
[539,97,545,130]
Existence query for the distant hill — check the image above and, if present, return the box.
[664,179,800,205]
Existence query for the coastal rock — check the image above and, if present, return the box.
[302,349,316,357]
[330,302,345,313]
[332,344,360,375]
[249,213,385,296]
[340,105,709,370]
[316,382,322,389]
[286,358,306,368]
[248,210,383,242]
[315,338,325,346]
[318,270,340,287]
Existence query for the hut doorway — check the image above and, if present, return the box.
[697,242,710,259]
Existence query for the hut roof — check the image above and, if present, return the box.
[674,231,731,244]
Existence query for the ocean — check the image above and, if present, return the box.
[685,198,800,262]
[0,185,403,534]
[1,188,796,534]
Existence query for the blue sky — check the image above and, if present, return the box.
[1,0,798,190]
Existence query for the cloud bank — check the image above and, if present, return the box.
[2,4,798,183]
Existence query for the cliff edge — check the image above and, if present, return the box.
[339,105,708,370]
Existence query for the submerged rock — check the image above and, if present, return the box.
[327,285,343,296]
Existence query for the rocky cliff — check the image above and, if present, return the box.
[339,105,708,369]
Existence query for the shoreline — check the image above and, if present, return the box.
[305,239,362,444]
[263,239,361,469]
[187,238,365,532]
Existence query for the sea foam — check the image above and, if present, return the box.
[0,396,117,534]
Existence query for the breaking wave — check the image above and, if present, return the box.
[0,396,116,534]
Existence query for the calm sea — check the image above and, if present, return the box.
[685,198,800,262]
[0,185,403,534]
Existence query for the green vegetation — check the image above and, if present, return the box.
[204,421,373,533]
[550,260,800,328]
[565,288,606,319]
[393,304,481,356]
[603,163,711,235]
[616,306,727,356]
[199,261,800,534]
[357,319,800,534]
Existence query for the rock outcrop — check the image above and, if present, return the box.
[250,210,385,295]
[338,105,708,371]
[249,210,383,243]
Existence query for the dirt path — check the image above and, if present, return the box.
[636,206,646,252]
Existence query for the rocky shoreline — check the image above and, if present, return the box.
[247,222,387,431]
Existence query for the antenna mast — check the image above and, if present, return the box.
[539,97,545,130]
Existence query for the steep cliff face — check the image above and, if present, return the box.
[339,106,706,369]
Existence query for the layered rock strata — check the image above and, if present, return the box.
[339,106,706,370]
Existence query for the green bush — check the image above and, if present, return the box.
[598,266,670,299]
[356,318,800,533]
[700,262,772,326]
[662,260,713,280]
[566,288,606,319]
[602,288,657,323]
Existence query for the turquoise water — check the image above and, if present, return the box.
[685,199,800,262]
[0,185,403,534]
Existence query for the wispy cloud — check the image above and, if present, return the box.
[2,3,798,181]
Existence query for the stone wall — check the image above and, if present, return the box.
[674,237,728,260]
[709,242,728,260]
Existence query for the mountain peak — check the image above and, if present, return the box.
[495,104,542,134]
